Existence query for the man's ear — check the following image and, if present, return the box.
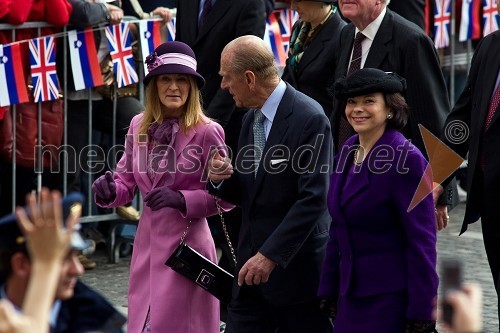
[244,70,256,86]
[10,252,31,279]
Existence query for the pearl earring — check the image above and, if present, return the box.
[387,114,392,119]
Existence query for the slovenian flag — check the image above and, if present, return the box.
[459,0,482,41]
[139,19,163,74]
[68,28,104,91]
[0,43,29,107]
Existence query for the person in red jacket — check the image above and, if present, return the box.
[0,0,72,216]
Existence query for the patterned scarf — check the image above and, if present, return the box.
[288,6,336,72]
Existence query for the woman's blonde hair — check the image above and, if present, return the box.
[138,75,206,136]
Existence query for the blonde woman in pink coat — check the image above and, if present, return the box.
[92,41,233,333]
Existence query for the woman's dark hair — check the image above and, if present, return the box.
[384,92,408,130]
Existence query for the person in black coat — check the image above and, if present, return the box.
[441,25,500,326]
[281,0,346,117]
[209,35,333,333]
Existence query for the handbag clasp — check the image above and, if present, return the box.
[196,269,215,289]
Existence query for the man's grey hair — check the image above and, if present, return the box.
[225,36,278,79]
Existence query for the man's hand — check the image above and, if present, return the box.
[432,182,449,231]
[238,252,276,286]
[208,148,233,184]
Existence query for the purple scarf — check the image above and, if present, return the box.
[147,118,179,145]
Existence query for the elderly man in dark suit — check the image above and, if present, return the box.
[174,1,267,293]
[331,0,453,228]
[208,35,333,333]
[441,17,500,325]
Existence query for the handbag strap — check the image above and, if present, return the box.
[214,196,237,265]
[178,196,237,264]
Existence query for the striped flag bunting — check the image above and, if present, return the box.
[0,43,29,107]
[68,28,104,91]
[29,36,60,102]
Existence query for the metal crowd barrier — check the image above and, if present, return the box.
[0,20,145,262]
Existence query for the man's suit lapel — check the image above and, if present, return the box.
[196,0,231,44]
[338,25,355,76]
[250,85,293,204]
[364,10,393,69]
[482,34,500,130]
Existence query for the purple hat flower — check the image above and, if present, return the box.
[143,41,205,88]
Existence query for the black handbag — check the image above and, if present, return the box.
[165,197,236,303]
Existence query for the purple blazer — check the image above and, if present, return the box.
[318,129,438,320]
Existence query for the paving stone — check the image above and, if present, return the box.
[81,202,499,332]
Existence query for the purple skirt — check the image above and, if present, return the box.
[333,291,407,333]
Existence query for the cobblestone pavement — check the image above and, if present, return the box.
[81,201,499,332]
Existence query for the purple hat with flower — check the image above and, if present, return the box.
[143,41,205,88]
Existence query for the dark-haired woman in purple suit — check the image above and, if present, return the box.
[318,68,438,333]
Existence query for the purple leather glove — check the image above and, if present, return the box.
[92,171,116,203]
[143,186,186,211]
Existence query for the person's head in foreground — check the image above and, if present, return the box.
[0,193,87,307]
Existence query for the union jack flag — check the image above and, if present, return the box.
[167,17,176,42]
[105,23,138,88]
[265,12,287,66]
[29,36,60,102]
[482,0,499,37]
[275,8,299,56]
[433,0,451,49]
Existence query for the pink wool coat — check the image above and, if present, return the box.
[97,113,233,333]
